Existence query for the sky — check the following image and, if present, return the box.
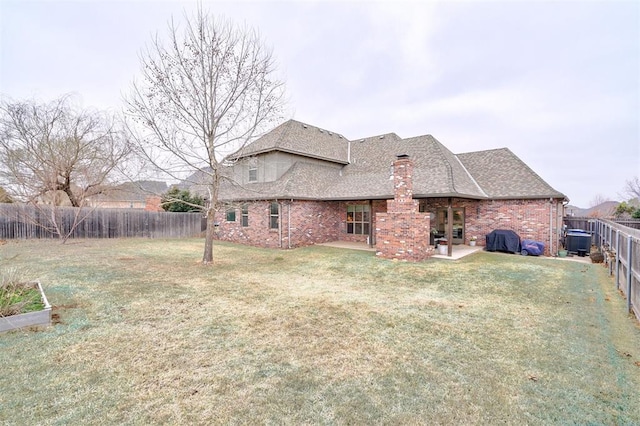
[0,0,638,208]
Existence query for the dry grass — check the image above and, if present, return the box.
[1,238,639,424]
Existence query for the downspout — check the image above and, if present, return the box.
[278,201,282,248]
[368,199,373,247]
[549,198,553,256]
[447,198,453,257]
[288,200,292,249]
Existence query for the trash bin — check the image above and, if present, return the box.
[565,230,591,255]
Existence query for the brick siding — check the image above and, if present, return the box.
[213,159,563,257]
[213,200,343,248]
[423,198,563,256]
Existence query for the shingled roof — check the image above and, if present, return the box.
[234,119,350,164]
[218,120,566,202]
[457,148,565,199]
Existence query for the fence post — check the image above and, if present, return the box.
[627,236,633,313]
[615,230,620,289]
[608,228,614,276]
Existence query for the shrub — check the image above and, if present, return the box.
[161,187,204,212]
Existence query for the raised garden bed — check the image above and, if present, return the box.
[0,282,51,333]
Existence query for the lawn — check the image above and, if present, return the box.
[1,238,639,424]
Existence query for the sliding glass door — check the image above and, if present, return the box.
[436,208,465,244]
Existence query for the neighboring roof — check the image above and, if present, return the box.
[216,120,567,202]
[566,201,618,218]
[91,181,168,202]
[233,119,350,164]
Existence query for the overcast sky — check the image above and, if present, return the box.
[1,0,638,208]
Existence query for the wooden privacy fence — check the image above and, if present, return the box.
[593,219,640,321]
[0,204,204,239]
[564,216,640,231]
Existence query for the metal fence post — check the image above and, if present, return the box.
[627,236,633,313]
[615,230,620,288]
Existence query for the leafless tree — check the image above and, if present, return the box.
[125,8,285,264]
[0,95,132,240]
[624,176,640,200]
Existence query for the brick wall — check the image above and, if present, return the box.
[283,200,342,247]
[213,200,343,248]
[213,188,562,256]
[144,196,163,212]
[423,198,563,256]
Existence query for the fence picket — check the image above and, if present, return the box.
[0,204,203,239]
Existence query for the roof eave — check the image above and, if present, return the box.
[230,148,349,165]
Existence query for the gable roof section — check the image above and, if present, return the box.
[321,134,487,200]
[234,119,350,164]
[457,148,566,199]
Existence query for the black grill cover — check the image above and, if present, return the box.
[486,229,521,254]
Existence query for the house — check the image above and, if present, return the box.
[202,119,567,259]
[86,181,167,211]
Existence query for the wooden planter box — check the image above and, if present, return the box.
[0,282,52,333]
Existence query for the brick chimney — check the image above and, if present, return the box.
[375,154,432,261]
[389,154,416,213]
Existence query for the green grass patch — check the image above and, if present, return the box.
[0,238,639,424]
[0,269,44,316]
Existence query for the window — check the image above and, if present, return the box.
[346,205,370,235]
[270,202,279,229]
[249,166,257,182]
[241,204,249,227]
[226,208,236,222]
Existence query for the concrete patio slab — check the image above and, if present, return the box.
[318,241,483,260]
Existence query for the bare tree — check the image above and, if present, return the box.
[0,95,132,240]
[125,8,285,264]
[625,176,640,200]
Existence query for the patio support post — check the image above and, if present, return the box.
[447,198,453,257]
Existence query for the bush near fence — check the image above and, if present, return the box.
[0,204,204,239]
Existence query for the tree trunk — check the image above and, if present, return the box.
[203,207,216,264]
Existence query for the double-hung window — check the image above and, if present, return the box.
[248,166,257,182]
[346,205,370,235]
[226,208,236,222]
[241,204,249,227]
[269,202,279,229]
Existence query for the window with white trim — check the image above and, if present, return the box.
[346,205,370,235]
[269,202,279,229]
